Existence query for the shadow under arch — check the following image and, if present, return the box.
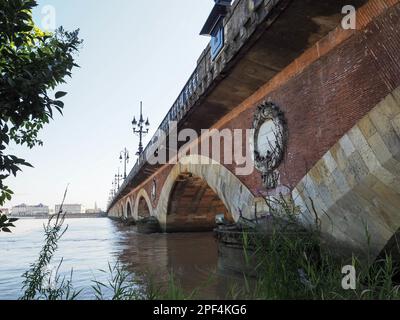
[166,172,234,232]
[126,199,133,218]
[156,155,258,232]
[133,189,153,220]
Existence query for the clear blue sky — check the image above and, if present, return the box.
[6,0,213,211]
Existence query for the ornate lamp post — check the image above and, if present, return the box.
[115,168,123,189]
[111,181,117,196]
[108,190,114,203]
[119,148,129,180]
[132,101,150,156]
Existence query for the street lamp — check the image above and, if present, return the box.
[108,190,114,202]
[132,101,150,156]
[111,181,117,197]
[119,148,129,180]
[115,168,123,189]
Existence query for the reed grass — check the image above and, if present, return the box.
[227,193,400,300]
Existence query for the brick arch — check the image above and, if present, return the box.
[133,189,153,220]
[156,155,262,231]
[166,172,233,232]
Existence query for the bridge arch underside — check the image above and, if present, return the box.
[166,173,233,233]
[138,197,151,219]
[156,155,260,232]
[126,201,132,218]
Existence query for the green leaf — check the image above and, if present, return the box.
[55,91,68,99]
[53,100,65,108]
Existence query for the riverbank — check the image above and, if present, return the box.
[58,213,107,219]
[9,213,107,220]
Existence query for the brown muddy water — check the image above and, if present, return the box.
[0,218,243,300]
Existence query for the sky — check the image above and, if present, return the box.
[6,0,213,211]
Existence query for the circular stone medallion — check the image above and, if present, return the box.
[251,101,287,189]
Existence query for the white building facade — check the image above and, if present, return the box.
[55,204,84,214]
[11,204,49,216]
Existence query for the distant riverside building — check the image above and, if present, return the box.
[85,202,103,214]
[11,204,49,217]
[55,204,84,215]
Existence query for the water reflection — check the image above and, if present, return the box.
[115,223,240,299]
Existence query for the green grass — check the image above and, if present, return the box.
[228,229,400,300]
[225,192,400,300]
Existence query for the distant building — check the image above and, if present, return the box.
[55,204,84,215]
[85,202,103,214]
[11,204,49,217]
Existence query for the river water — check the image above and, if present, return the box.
[0,218,241,300]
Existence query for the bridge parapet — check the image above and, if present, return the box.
[156,0,284,134]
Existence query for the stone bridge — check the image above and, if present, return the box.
[108,0,400,259]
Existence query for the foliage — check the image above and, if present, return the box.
[92,262,144,300]
[20,213,68,299]
[0,212,17,232]
[144,272,200,300]
[19,188,81,300]
[0,0,82,231]
[227,194,400,300]
[231,231,400,300]
[30,258,81,301]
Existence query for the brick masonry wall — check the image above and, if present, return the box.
[222,2,400,195]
